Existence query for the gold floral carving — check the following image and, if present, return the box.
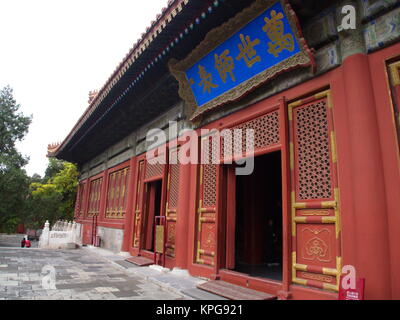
[300,272,334,283]
[301,228,332,263]
[167,223,176,243]
[168,0,314,122]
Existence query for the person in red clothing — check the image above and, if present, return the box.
[21,238,26,248]
[25,238,31,248]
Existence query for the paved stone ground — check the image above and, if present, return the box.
[0,234,38,248]
[0,247,187,300]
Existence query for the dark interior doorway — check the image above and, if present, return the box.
[142,179,162,252]
[233,152,282,281]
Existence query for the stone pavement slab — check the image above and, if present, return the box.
[82,247,226,300]
[0,247,187,300]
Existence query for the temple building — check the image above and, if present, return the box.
[49,0,400,299]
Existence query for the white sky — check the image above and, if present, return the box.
[0,0,168,177]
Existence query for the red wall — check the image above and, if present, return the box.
[73,43,400,299]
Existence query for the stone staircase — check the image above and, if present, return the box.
[0,233,27,247]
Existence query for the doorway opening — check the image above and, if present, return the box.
[233,152,282,281]
[141,179,162,252]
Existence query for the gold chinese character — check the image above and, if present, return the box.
[198,65,218,93]
[214,49,235,83]
[236,33,261,68]
[262,10,294,57]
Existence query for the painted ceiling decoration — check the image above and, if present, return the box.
[51,0,319,158]
[54,0,222,156]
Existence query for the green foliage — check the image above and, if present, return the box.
[0,86,79,232]
[0,86,31,233]
[30,173,43,184]
[27,161,79,226]
[0,85,31,171]
[44,158,65,181]
[2,217,21,234]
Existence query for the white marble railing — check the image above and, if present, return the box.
[39,220,81,249]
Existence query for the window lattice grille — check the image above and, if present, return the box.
[294,100,333,200]
[87,178,103,217]
[106,167,129,218]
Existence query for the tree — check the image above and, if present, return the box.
[0,86,79,232]
[0,86,32,233]
[0,167,30,232]
[28,161,79,226]
[30,173,43,184]
[44,158,65,181]
[0,85,31,170]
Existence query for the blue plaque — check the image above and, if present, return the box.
[169,0,314,121]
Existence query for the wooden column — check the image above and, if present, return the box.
[342,53,391,299]
[175,162,191,269]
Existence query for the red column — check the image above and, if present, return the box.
[369,43,400,299]
[175,162,192,269]
[342,53,391,299]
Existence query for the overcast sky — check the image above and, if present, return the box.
[0,0,167,177]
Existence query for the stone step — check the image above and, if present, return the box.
[125,256,154,266]
[182,287,228,300]
[197,280,277,300]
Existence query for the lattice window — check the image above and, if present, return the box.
[201,136,218,207]
[166,149,180,258]
[168,163,180,208]
[294,100,333,200]
[202,164,217,207]
[145,162,164,180]
[222,110,280,158]
[87,178,103,217]
[106,167,129,218]
[234,110,280,150]
[75,182,86,217]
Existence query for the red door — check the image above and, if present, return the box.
[82,223,93,245]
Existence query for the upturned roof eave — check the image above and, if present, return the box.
[53,0,191,159]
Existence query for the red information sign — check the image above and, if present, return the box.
[339,276,365,300]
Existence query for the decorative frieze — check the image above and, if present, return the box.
[360,0,400,21]
[364,7,400,52]
[303,9,338,49]
[315,41,341,74]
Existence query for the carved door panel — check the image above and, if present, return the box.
[195,134,220,267]
[74,182,87,218]
[132,161,145,248]
[82,224,93,245]
[143,182,157,250]
[224,165,236,270]
[87,178,103,218]
[288,90,341,291]
[106,167,130,219]
[165,148,180,258]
